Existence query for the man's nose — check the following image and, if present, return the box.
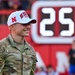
[27,24,31,28]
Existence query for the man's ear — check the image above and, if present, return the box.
[9,25,15,31]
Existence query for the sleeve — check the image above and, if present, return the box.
[0,43,5,73]
[26,42,37,74]
[30,54,37,75]
[31,50,37,71]
[30,47,37,74]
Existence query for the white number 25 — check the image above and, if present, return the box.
[40,8,74,36]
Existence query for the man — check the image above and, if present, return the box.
[0,10,37,75]
[35,67,46,75]
[68,40,75,75]
[46,65,59,75]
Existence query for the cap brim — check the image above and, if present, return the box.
[29,19,36,23]
[19,18,36,24]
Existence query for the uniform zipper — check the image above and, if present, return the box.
[21,52,23,75]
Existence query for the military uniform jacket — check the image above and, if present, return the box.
[0,35,37,75]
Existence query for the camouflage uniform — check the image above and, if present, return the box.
[0,34,37,75]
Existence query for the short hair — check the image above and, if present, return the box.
[47,65,53,69]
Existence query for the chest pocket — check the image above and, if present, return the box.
[5,49,22,71]
[23,54,33,70]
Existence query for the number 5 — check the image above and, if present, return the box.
[59,8,74,36]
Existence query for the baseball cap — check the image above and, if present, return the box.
[7,10,36,26]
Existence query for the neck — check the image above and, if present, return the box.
[11,34,25,44]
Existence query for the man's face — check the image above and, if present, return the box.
[12,23,31,37]
[47,67,53,73]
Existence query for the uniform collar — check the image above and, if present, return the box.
[7,34,29,51]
